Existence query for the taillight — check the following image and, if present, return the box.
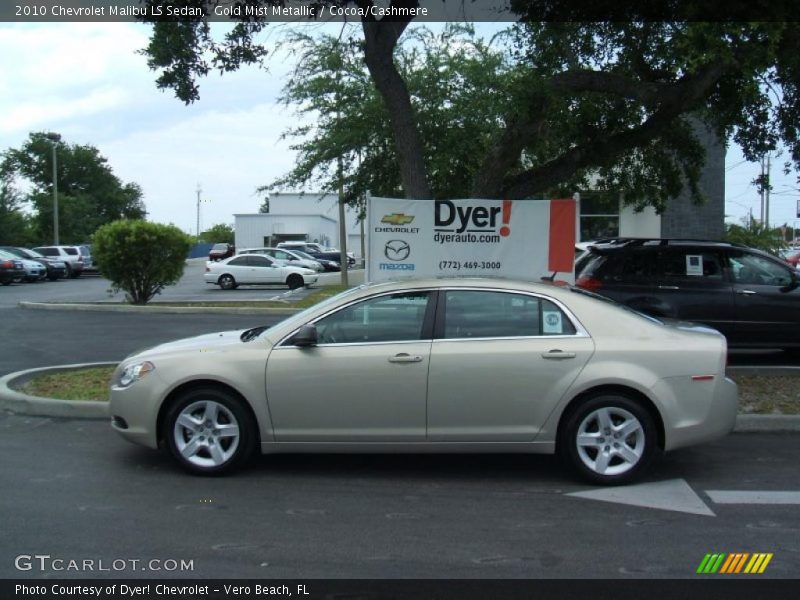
[1,260,12,269]
[575,275,602,291]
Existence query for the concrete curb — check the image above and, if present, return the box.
[19,301,301,316]
[2,364,799,430]
[0,362,117,420]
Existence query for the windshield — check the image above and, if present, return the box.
[293,250,314,260]
[260,285,367,340]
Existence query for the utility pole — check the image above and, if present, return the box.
[337,154,349,287]
[759,156,766,224]
[196,184,202,237]
[765,154,771,229]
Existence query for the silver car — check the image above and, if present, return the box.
[109,278,737,484]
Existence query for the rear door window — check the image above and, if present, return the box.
[655,249,725,284]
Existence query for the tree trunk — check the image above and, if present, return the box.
[361,17,432,199]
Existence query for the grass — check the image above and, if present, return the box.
[20,366,116,402]
[14,362,800,414]
[730,374,800,415]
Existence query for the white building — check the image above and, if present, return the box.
[234,192,365,257]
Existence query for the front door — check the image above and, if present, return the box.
[265,291,434,441]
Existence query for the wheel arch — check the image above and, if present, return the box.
[156,379,261,448]
[556,384,665,453]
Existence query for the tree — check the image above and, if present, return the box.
[199,223,235,244]
[0,175,35,245]
[92,220,192,305]
[725,221,786,256]
[268,26,523,203]
[1,133,146,243]
[141,2,800,208]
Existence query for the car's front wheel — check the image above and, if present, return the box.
[164,387,257,475]
[560,394,657,485]
[286,273,304,289]
[218,274,237,290]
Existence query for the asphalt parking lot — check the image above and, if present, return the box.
[0,259,362,307]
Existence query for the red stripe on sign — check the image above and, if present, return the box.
[548,199,577,273]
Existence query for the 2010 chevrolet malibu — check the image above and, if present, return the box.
[109,278,738,484]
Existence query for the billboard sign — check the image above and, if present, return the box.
[366,197,577,283]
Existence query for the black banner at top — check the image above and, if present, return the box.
[2,0,799,23]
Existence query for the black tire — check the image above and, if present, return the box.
[163,387,257,475]
[1,280,10,286]
[218,274,237,290]
[47,274,59,281]
[560,394,657,485]
[286,273,304,289]
[72,270,82,278]
[63,264,72,278]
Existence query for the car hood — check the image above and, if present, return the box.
[126,329,265,361]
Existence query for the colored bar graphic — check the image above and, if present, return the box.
[698,553,773,574]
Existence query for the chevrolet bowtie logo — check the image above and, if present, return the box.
[381,213,415,226]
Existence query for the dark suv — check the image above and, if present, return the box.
[575,238,800,350]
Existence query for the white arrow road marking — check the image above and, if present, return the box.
[566,478,716,516]
[706,491,800,504]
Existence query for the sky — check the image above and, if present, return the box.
[1,21,798,236]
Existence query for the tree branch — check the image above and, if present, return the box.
[496,60,732,199]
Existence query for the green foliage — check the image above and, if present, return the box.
[92,220,191,305]
[725,221,786,256]
[1,133,146,244]
[198,223,234,244]
[269,24,514,204]
[0,175,36,245]
[143,10,800,205]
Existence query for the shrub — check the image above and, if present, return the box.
[92,220,192,305]
[724,222,786,256]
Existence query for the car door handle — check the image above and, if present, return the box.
[657,285,680,290]
[388,353,423,363]
[737,289,757,295]
[541,350,576,359]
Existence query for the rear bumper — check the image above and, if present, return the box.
[662,375,738,451]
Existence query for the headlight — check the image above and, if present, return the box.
[117,361,155,388]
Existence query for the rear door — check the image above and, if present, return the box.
[426,289,594,442]
[649,247,737,337]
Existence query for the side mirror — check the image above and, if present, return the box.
[292,324,318,347]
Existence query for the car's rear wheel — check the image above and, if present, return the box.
[286,274,304,289]
[164,387,256,475]
[560,394,656,485]
[218,274,237,290]
[63,264,72,278]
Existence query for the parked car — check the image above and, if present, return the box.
[209,243,236,262]
[291,249,340,272]
[204,254,318,290]
[575,238,800,350]
[109,277,737,483]
[0,247,67,281]
[78,244,97,274]
[782,249,800,269]
[0,249,25,285]
[238,247,323,272]
[276,242,347,268]
[32,245,84,278]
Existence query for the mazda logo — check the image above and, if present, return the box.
[384,240,411,261]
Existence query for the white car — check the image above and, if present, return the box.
[110,278,737,484]
[204,254,318,290]
[237,247,323,272]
